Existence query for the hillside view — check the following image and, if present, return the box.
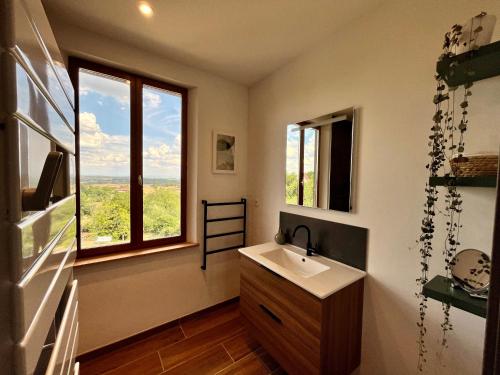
[80,176,180,248]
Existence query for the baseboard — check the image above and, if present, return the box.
[76,296,240,363]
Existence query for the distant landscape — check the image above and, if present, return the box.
[285,171,315,207]
[80,176,180,249]
[80,175,180,185]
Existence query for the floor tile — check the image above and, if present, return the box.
[80,301,282,375]
[180,301,240,338]
[163,345,232,374]
[101,352,163,375]
[81,324,184,374]
[217,352,269,375]
[159,317,244,371]
[222,331,260,361]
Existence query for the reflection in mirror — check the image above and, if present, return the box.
[451,249,491,295]
[285,108,355,212]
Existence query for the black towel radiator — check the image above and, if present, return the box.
[201,198,247,270]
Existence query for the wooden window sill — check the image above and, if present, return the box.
[74,242,199,268]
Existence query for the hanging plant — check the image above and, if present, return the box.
[439,82,471,348]
[440,184,463,347]
[416,40,454,371]
[415,14,484,370]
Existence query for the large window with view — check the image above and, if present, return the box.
[71,59,187,257]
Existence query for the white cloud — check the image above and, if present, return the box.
[79,69,130,106]
[143,91,162,109]
[79,112,130,174]
[286,127,318,174]
[80,112,100,133]
[303,131,317,173]
[79,113,129,149]
[143,135,181,178]
[80,112,181,178]
[286,129,300,173]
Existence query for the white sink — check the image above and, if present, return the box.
[260,247,330,278]
[239,243,366,299]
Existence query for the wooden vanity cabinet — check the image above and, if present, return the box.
[240,256,364,375]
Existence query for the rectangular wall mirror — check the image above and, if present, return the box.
[285,107,355,212]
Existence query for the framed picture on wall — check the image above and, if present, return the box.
[212,130,236,174]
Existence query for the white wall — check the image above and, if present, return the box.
[47,19,248,354]
[247,1,499,374]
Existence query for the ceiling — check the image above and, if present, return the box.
[43,0,384,85]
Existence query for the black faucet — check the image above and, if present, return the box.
[292,224,316,256]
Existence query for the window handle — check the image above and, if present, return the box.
[138,175,143,186]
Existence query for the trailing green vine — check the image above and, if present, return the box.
[416,13,488,370]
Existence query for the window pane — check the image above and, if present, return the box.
[286,125,300,205]
[78,69,131,249]
[142,85,182,240]
[303,128,318,207]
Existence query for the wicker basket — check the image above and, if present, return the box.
[450,154,498,177]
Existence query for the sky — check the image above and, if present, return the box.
[79,69,182,179]
[286,125,317,174]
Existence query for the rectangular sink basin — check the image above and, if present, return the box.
[260,248,330,278]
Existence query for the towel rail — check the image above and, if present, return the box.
[201,198,246,270]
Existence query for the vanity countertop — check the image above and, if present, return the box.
[238,242,366,299]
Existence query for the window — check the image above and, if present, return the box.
[285,125,319,207]
[70,58,187,257]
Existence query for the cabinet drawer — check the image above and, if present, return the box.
[240,257,322,374]
[241,280,320,374]
[240,256,322,337]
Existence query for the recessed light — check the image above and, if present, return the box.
[138,1,153,17]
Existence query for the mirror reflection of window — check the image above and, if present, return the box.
[285,108,354,212]
[286,125,300,205]
[303,128,319,208]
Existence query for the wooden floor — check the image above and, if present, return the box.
[80,300,286,374]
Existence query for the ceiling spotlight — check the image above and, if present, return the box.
[138,1,153,17]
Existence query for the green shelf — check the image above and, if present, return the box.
[437,40,500,86]
[423,275,487,318]
[429,176,497,188]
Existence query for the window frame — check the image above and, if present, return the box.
[69,57,188,258]
[294,125,320,207]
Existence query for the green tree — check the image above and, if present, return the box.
[143,186,180,238]
[90,190,130,241]
[286,172,298,204]
[303,171,315,207]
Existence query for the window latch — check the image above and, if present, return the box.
[138,175,143,186]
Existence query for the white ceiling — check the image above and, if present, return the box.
[43,0,384,85]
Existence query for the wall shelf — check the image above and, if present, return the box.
[429,176,497,188]
[423,275,487,318]
[437,40,500,86]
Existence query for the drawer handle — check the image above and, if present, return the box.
[259,304,282,324]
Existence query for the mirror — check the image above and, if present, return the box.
[451,249,491,295]
[285,108,355,212]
